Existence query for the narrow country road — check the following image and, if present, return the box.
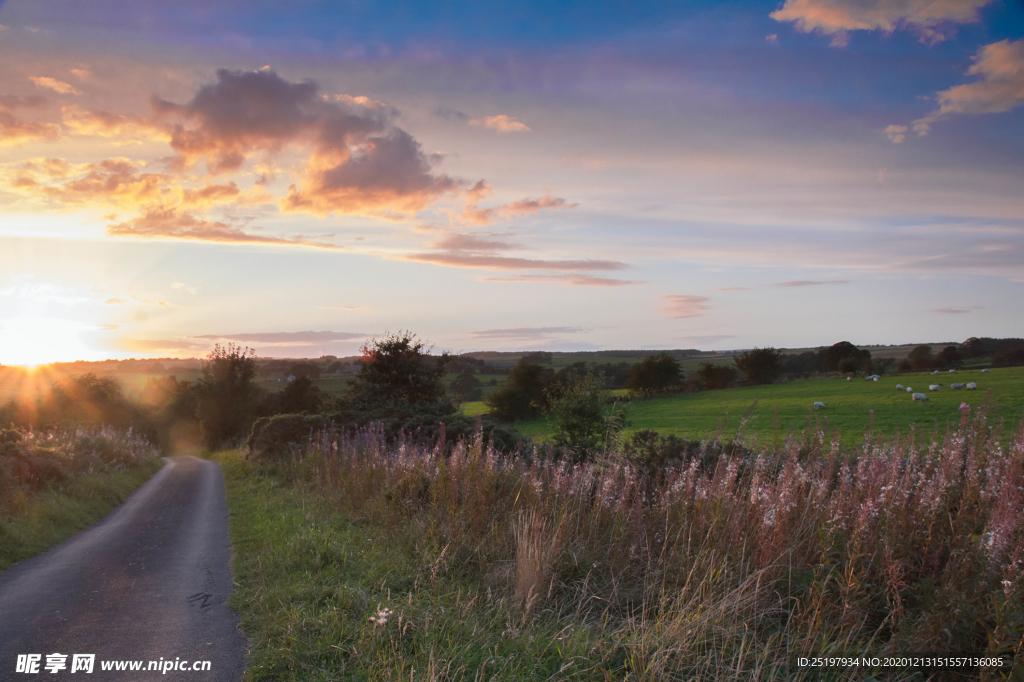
[0,456,246,681]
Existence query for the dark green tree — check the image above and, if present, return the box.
[485,359,553,422]
[271,376,325,414]
[624,353,682,397]
[350,331,449,407]
[697,362,738,390]
[195,343,261,447]
[907,345,934,371]
[548,373,625,462]
[733,347,784,385]
[449,369,483,402]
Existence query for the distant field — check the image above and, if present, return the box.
[476,367,1024,447]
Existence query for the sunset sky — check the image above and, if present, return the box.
[1,0,1022,364]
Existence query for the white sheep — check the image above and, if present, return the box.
[966,382,977,390]
[912,392,929,401]
[865,374,880,381]
[982,368,990,373]
[906,386,914,392]
[847,377,851,381]
[895,384,904,390]
[949,369,956,373]
[813,401,826,410]
[929,384,941,391]
[932,370,939,375]
[873,377,879,382]
[950,383,965,389]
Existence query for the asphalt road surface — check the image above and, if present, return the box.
[0,456,246,681]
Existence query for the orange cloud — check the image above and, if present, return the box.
[771,0,992,47]
[658,295,710,318]
[912,39,1024,136]
[460,192,577,225]
[0,95,60,145]
[468,114,530,133]
[107,208,340,249]
[30,76,81,95]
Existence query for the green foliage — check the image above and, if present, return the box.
[350,331,449,408]
[935,344,962,368]
[623,352,682,396]
[696,362,738,390]
[195,343,262,448]
[908,344,934,370]
[819,341,871,373]
[485,359,554,422]
[449,369,483,402]
[267,376,325,414]
[548,373,625,461]
[288,362,322,380]
[732,346,783,385]
[247,413,328,462]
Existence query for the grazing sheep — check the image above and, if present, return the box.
[982,369,990,373]
[906,386,914,392]
[932,370,939,375]
[865,374,880,381]
[813,401,826,410]
[847,377,851,381]
[949,369,956,373]
[912,393,929,401]
[929,384,941,391]
[896,384,904,390]
[951,383,965,389]
[966,382,977,390]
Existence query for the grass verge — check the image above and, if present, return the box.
[0,458,163,571]
[216,450,610,681]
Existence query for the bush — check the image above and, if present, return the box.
[247,413,329,462]
[733,347,784,385]
[548,373,625,462]
[449,370,483,402]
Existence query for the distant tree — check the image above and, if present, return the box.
[624,353,682,397]
[733,347,784,385]
[959,337,987,358]
[697,362,738,390]
[325,360,345,373]
[270,376,325,414]
[897,358,913,372]
[449,369,483,402]
[349,331,449,407]
[994,348,1024,367]
[520,351,553,365]
[548,373,625,462]
[820,341,870,373]
[783,351,820,376]
[935,345,962,369]
[907,345,934,371]
[195,344,262,447]
[485,359,554,422]
[289,362,321,380]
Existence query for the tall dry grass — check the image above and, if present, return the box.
[271,404,1024,679]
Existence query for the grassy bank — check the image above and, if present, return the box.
[218,451,600,681]
[0,428,162,570]
[219,411,1023,680]
[502,367,1024,446]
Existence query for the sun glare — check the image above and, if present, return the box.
[0,317,104,367]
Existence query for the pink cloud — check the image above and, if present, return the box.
[658,295,711,318]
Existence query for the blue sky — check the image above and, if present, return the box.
[0,0,1022,363]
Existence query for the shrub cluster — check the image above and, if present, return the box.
[0,426,160,516]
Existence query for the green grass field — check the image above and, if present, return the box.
[484,367,1024,446]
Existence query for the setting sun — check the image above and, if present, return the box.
[0,317,102,367]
